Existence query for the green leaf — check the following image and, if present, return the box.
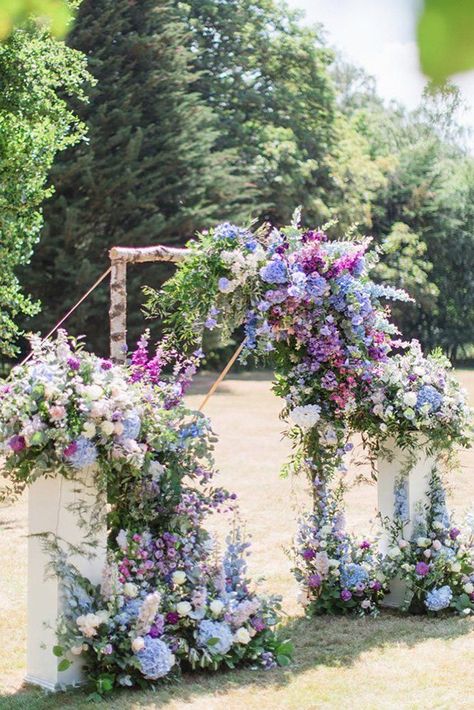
[418,0,474,82]
[276,654,291,667]
[276,641,294,657]
[57,658,72,672]
[52,645,63,657]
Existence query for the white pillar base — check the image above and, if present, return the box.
[26,470,107,690]
[377,439,434,608]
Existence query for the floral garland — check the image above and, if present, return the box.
[0,332,292,694]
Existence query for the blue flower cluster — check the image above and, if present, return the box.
[425,585,453,612]
[122,411,141,439]
[197,619,233,655]
[340,562,369,589]
[416,385,442,412]
[68,436,97,469]
[259,259,287,284]
[137,637,175,679]
[214,222,251,241]
[394,478,409,521]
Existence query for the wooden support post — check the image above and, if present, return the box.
[109,257,127,364]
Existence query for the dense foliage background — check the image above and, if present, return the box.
[1,0,473,362]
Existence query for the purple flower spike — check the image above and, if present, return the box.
[67,357,80,371]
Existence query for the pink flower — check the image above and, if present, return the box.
[49,405,66,421]
[9,435,26,453]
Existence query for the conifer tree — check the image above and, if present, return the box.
[28,0,250,353]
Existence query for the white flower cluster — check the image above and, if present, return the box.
[289,404,321,431]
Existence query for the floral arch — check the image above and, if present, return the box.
[0,216,472,695]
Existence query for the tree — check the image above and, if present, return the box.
[185,0,336,225]
[0,16,90,358]
[27,0,250,355]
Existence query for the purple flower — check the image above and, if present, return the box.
[251,617,266,632]
[67,357,80,371]
[64,441,78,457]
[371,581,382,592]
[8,435,26,453]
[340,589,352,602]
[302,548,316,560]
[449,528,460,540]
[415,561,430,576]
[100,359,113,370]
[165,611,180,625]
[308,573,322,588]
[359,540,371,550]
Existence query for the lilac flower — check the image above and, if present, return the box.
[308,573,322,588]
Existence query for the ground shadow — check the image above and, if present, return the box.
[1,611,472,709]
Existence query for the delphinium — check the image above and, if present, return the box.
[382,469,474,615]
[292,474,388,616]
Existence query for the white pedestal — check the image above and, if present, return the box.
[377,440,434,608]
[26,471,107,690]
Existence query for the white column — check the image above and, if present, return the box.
[26,470,107,690]
[377,439,434,607]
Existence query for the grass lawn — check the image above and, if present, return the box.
[0,371,473,709]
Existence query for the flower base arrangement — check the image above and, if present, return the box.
[0,332,292,694]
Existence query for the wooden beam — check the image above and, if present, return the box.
[109,245,190,264]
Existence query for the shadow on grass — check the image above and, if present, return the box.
[1,611,472,710]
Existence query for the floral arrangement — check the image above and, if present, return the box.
[353,340,472,456]
[291,475,388,617]
[382,470,474,615]
[0,331,291,694]
[147,216,408,484]
[55,526,289,694]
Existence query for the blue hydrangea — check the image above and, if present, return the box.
[137,637,175,679]
[214,223,250,241]
[122,411,141,439]
[416,385,442,412]
[425,585,453,612]
[340,563,369,589]
[197,619,234,655]
[67,436,97,469]
[259,259,288,284]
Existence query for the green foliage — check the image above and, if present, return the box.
[0,0,75,40]
[28,0,250,355]
[418,0,474,83]
[186,0,336,224]
[0,19,91,357]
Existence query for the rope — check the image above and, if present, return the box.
[18,267,112,369]
[198,340,245,412]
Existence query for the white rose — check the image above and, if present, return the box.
[403,392,417,407]
[234,627,251,645]
[432,540,442,551]
[123,583,138,598]
[433,521,444,530]
[361,599,371,609]
[132,637,145,653]
[172,571,187,586]
[328,558,340,568]
[209,599,224,616]
[424,549,432,559]
[450,562,461,573]
[70,645,83,655]
[176,601,192,617]
[101,420,115,436]
[387,547,401,559]
[83,421,96,438]
[463,582,474,594]
[398,539,409,549]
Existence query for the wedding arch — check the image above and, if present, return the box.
[0,218,471,694]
